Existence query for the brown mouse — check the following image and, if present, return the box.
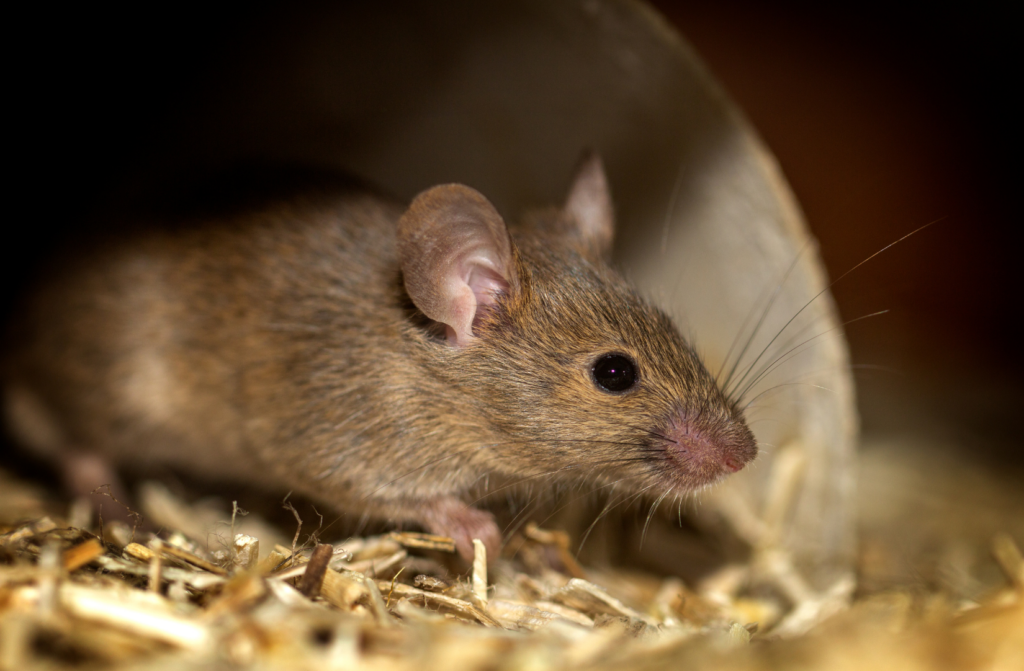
[1,154,757,561]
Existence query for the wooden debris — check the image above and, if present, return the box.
[344,549,408,577]
[488,599,585,630]
[0,516,57,546]
[414,574,451,592]
[147,538,163,592]
[550,579,650,623]
[36,582,209,650]
[62,538,103,572]
[388,531,457,553]
[1,468,1022,671]
[531,601,596,627]
[158,540,228,576]
[524,523,587,578]
[320,568,365,610]
[89,554,224,592]
[233,533,260,571]
[256,549,290,575]
[297,543,334,597]
[472,538,488,605]
[379,581,502,627]
[992,533,1024,592]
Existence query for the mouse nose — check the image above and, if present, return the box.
[721,453,747,473]
[662,412,758,485]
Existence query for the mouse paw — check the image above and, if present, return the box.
[421,497,500,564]
[62,451,141,528]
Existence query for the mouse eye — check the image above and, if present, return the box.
[592,353,638,393]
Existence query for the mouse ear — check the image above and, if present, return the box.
[398,184,518,347]
[564,150,615,260]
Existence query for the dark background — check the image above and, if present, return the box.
[6,2,1021,467]
[650,2,1021,466]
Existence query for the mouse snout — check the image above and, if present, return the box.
[660,411,758,485]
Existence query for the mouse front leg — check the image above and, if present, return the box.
[415,496,500,563]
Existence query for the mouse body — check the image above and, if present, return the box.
[1,155,757,560]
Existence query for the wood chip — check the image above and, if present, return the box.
[62,538,104,572]
[0,565,43,587]
[414,575,451,592]
[266,575,314,608]
[233,533,259,571]
[532,600,596,627]
[256,549,290,575]
[3,440,1018,671]
[94,555,225,590]
[523,524,586,578]
[348,537,402,561]
[123,542,156,563]
[550,579,649,623]
[159,541,229,576]
[992,533,1024,592]
[515,573,547,601]
[0,517,57,546]
[204,573,269,617]
[320,568,366,611]
[378,581,502,627]
[344,549,408,577]
[298,543,334,597]
[321,569,391,624]
[147,538,163,592]
[487,600,577,630]
[45,583,211,650]
[388,532,457,553]
[472,538,488,605]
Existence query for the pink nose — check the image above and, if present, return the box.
[721,454,746,473]
[669,435,748,476]
[663,414,757,483]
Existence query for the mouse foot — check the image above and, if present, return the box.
[419,496,500,564]
[61,451,142,529]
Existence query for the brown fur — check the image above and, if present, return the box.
[2,170,756,560]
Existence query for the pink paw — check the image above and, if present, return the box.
[61,451,139,526]
[421,497,500,563]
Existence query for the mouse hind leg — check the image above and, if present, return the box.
[3,383,136,526]
[412,496,501,565]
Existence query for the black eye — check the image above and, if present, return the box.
[592,353,638,393]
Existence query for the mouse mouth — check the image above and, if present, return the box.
[656,410,758,490]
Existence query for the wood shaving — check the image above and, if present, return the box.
[388,531,458,553]
[0,473,1022,670]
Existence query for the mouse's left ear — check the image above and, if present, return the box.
[564,150,615,261]
[398,185,520,348]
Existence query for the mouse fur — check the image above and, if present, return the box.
[1,154,757,561]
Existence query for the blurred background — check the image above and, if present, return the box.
[653,1,1022,455]
[649,0,1023,592]
[5,1,1021,588]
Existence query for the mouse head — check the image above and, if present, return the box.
[397,153,757,494]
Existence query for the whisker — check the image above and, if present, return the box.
[640,488,673,549]
[736,309,888,402]
[623,424,672,443]
[361,435,662,502]
[742,382,835,410]
[726,218,942,399]
[470,457,655,507]
[660,160,688,254]
[577,487,620,552]
[720,240,812,390]
[575,481,663,552]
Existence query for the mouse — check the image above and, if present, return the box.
[1,153,757,562]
